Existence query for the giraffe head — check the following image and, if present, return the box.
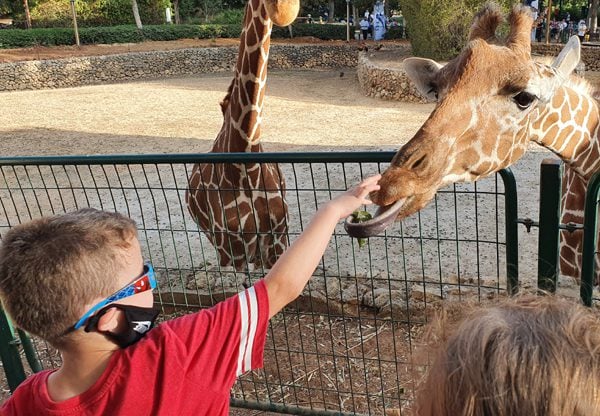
[346,3,582,238]
[264,0,299,27]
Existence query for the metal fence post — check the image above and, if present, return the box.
[537,159,562,293]
[0,308,27,392]
[18,329,42,373]
[500,168,519,294]
[580,171,600,306]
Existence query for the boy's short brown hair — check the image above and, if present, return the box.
[0,208,138,346]
[416,294,600,416]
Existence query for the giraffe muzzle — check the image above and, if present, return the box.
[344,198,406,239]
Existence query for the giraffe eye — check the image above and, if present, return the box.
[512,91,536,110]
[427,87,439,100]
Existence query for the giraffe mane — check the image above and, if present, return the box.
[566,75,596,100]
[468,1,503,43]
[219,80,235,114]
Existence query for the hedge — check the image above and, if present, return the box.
[0,23,352,49]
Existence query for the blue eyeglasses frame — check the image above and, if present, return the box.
[72,262,157,330]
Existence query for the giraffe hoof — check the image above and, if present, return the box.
[344,198,405,239]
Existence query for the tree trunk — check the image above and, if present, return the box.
[173,0,181,24]
[328,0,334,22]
[132,0,143,29]
[22,0,31,29]
[588,0,598,34]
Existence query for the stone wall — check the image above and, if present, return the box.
[532,43,600,71]
[0,44,358,91]
[3,41,597,94]
[357,43,600,103]
[356,50,427,103]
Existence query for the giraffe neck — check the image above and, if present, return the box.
[531,85,600,180]
[214,0,272,153]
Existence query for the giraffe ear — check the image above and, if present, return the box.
[403,57,444,102]
[552,35,581,77]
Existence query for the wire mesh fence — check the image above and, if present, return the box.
[0,152,518,415]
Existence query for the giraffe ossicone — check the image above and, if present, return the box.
[186,0,298,271]
[346,4,600,283]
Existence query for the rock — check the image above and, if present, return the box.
[410,284,445,302]
[0,44,360,91]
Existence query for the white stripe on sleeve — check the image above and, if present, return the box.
[236,290,249,376]
[243,286,258,373]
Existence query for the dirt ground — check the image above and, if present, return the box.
[0,38,596,414]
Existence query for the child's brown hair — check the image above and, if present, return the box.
[415,294,600,416]
[0,208,138,347]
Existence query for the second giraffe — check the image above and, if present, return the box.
[186,0,299,271]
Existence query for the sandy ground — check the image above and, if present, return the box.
[0,66,561,280]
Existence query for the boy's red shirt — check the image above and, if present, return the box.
[1,280,269,415]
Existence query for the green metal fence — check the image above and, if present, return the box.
[580,169,600,307]
[530,159,600,307]
[0,152,518,415]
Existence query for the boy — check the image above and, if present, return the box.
[0,174,380,415]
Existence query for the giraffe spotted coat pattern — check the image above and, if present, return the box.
[186,0,298,271]
[347,3,600,283]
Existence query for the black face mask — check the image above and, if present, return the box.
[84,304,161,348]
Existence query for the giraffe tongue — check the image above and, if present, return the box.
[344,198,406,239]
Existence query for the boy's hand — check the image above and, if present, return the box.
[264,173,381,318]
[326,174,381,220]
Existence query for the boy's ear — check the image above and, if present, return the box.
[96,307,120,332]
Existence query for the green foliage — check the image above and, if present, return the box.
[194,0,223,22]
[139,23,196,39]
[384,25,405,39]
[209,6,243,24]
[0,0,10,15]
[96,0,137,25]
[558,1,590,20]
[351,0,371,17]
[175,0,196,22]
[351,210,372,248]
[29,0,67,23]
[0,23,243,47]
[0,21,350,48]
[0,26,72,47]
[272,22,346,40]
[78,25,145,43]
[402,0,520,61]
[561,2,589,21]
[13,0,170,27]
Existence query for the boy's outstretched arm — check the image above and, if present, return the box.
[264,174,381,318]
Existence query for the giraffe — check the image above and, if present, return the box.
[185,0,298,271]
[345,3,600,283]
